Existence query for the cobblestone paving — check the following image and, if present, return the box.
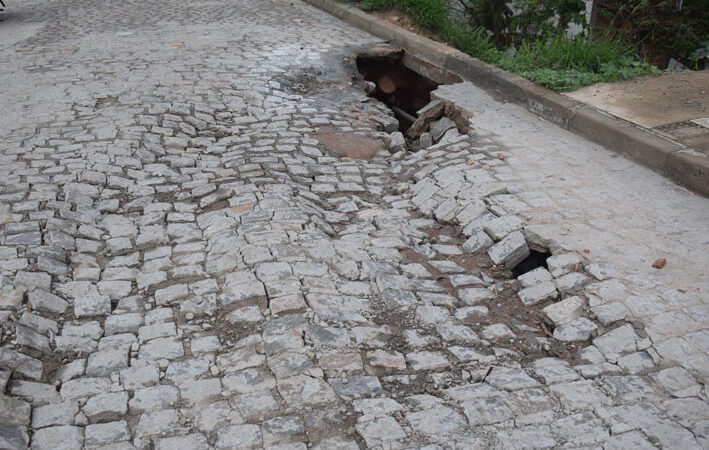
[1,0,708,449]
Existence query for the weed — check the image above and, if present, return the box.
[343,0,661,91]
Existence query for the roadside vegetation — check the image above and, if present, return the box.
[339,0,707,92]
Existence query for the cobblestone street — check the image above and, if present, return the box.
[1,0,709,449]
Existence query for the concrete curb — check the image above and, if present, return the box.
[304,0,709,197]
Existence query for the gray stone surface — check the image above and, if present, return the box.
[487,231,530,268]
[0,1,705,448]
[542,296,585,326]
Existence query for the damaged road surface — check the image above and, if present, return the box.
[1,0,708,449]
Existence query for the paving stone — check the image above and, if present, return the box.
[32,401,79,429]
[415,305,450,325]
[61,377,112,401]
[603,430,658,450]
[546,253,581,277]
[0,347,43,380]
[436,323,480,343]
[487,231,530,268]
[549,380,610,411]
[353,397,403,417]
[517,267,553,288]
[136,409,183,437]
[483,215,524,241]
[83,392,129,423]
[485,367,540,391]
[617,351,655,374]
[234,390,281,420]
[542,295,585,326]
[459,287,495,305]
[129,385,180,414]
[550,411,608,446]
[31,425,83,450]
[554,271,589,295]
[586,262,621,281]
[531,359,580,384]
[0,395,31,428]
[278,375,337,406]
[406,351,449,371]
[462,230,494,253]
[463,395,514,425]
[406,406,468,436]
[590,301,630,326]
[105,313,143,335]
[601,375,656,401]
[553,317,597,342]
[366,349,406,370]
[138,337,184,360]
[28,290,69,314]
[155,433,209,450]
[86,348,129,377]
[215,424,263,449]
[497,425,557,449]
[179,378,222,406]
[650,366,701,397]
[593,324,639,360]
[482,323,516,340]
[518,281,558,306]
[84,420,130,447]
[329,376,382,397]
[120,362,160,391]
[262,416,305,445]
[355,417,406,447]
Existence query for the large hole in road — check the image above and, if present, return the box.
[356,50,441,132]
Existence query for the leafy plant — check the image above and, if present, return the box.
[510,0,587,38]
[599,0,709,68]
[343,0,660,91]
[497,33,660,90]
[440,23,504,63]
[457,0,513,45]
[455,0,587,45]
[689,40,709,67]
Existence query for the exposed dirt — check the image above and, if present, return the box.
[369,8,441,42]
[315,128,385,160]
[394,222,586,364]
[565,70,709,129]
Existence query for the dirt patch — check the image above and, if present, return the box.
[315,129,385,160]
[565,71,709,128]
[395,223,587,363]
[369,8,441,42]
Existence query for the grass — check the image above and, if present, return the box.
[339,0,661,91]
[499,34,661,91]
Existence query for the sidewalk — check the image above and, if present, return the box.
[566,70,709,157]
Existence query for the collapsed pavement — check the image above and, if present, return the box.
[0,0,708,449]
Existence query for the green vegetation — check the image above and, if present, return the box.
[340,0,662,91]
[601,0,709,70]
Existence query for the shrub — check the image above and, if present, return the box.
[342,0,661,91]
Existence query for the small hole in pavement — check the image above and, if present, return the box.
[512,249,551,278]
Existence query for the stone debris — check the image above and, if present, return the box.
[0,1,704,449]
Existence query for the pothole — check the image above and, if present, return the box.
[512,249,552,278]
[355,45,470,151]
[356,49,439,132]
